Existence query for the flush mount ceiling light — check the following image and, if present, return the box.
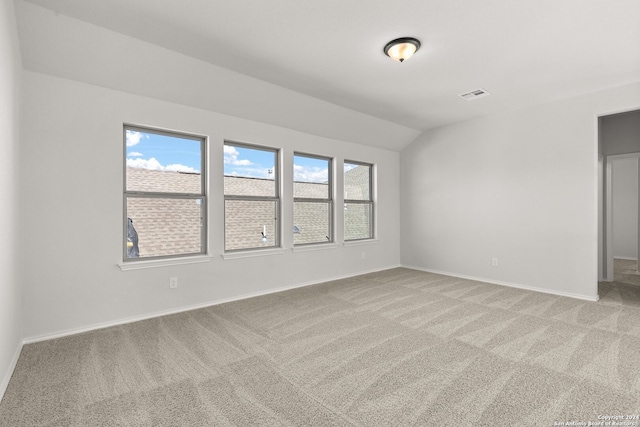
[384,37,421,62]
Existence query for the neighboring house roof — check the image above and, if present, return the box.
[224,176,332,249]
[127,167,202,194]
[127,196,203,257]
[224,176,274,197]
[126,166,370,258]
[344,164,371,201]
[343,164,372,240]
[127,168,203,258]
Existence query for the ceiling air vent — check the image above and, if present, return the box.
[459,88,490,101]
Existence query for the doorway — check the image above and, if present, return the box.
[606,154,639,283]
[598,109,640,285]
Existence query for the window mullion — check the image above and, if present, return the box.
[224,195,278,202]
[294,197,331,203]
[126,192,204,199]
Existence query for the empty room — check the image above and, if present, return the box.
[2,0,640,425]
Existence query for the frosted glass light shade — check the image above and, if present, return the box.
[384,37,421,62]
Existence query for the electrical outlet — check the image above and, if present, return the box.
[169,277,178,288]
[492,258,498,267]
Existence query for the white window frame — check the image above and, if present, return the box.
[293,152,333,246]
[122,124,207,262]
[223,141,280,253]
[344,160,374,241]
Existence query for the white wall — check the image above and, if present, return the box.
[612,157,638,260]
[400,82,640,300]
[15,1,420,152]
[0,0,22,399]
[19,71,401,340]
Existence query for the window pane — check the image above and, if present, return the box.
[224,176,276,197]
[127,168,202,194]
[344,163,370,201]
[293,182,330,199]
[345,203,372,240]
[224,144,276,197]
[294,155,329,199]
[126,129,202,194]
[126,197,204,258]
[225,200,277,251]
[293,201,331,245]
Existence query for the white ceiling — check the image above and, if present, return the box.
[17,0,640,137]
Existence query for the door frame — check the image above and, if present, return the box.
[605,152,640,281]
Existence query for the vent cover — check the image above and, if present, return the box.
[459,88,490,101]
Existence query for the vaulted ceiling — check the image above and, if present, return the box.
[15,0,640,150]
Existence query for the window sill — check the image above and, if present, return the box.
[343,238,378,247]
[222,247,286,260]
[118,255,212,271]
[292,243,339,253]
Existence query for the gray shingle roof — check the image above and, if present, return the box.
[344,164,371,201]
[224,176,275,197]
[127,197,203,257]
[344,164,372,239]
[127,168,203,257]
[126,166,371,257]
[127,167,202,194]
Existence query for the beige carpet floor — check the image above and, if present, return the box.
[2,267,640,426]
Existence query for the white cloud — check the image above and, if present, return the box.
[126,157,198,173]
[125,130,148,147]
[224,145,253,166]
[293,164,328,183]
[224,166,273,179]
[223,145,237,156]
[128,151,143,157]
[127,157,163,170]
[165,163,198,173]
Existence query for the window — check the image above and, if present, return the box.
[123,125,206,261]
[224,142,279,251]
[293,153,332,245]
[344,161,373,240]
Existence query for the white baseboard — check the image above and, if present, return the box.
[23,264,401,344]
[401,264,600,302]
[0,340,23,403]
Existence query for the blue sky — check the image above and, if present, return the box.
[225,145,330,183]
[126,130,341,183]
[224,145,275,179]
[293,154,329,183]
[126,130,201,173]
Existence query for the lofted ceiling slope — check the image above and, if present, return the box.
[15,0,640,150]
